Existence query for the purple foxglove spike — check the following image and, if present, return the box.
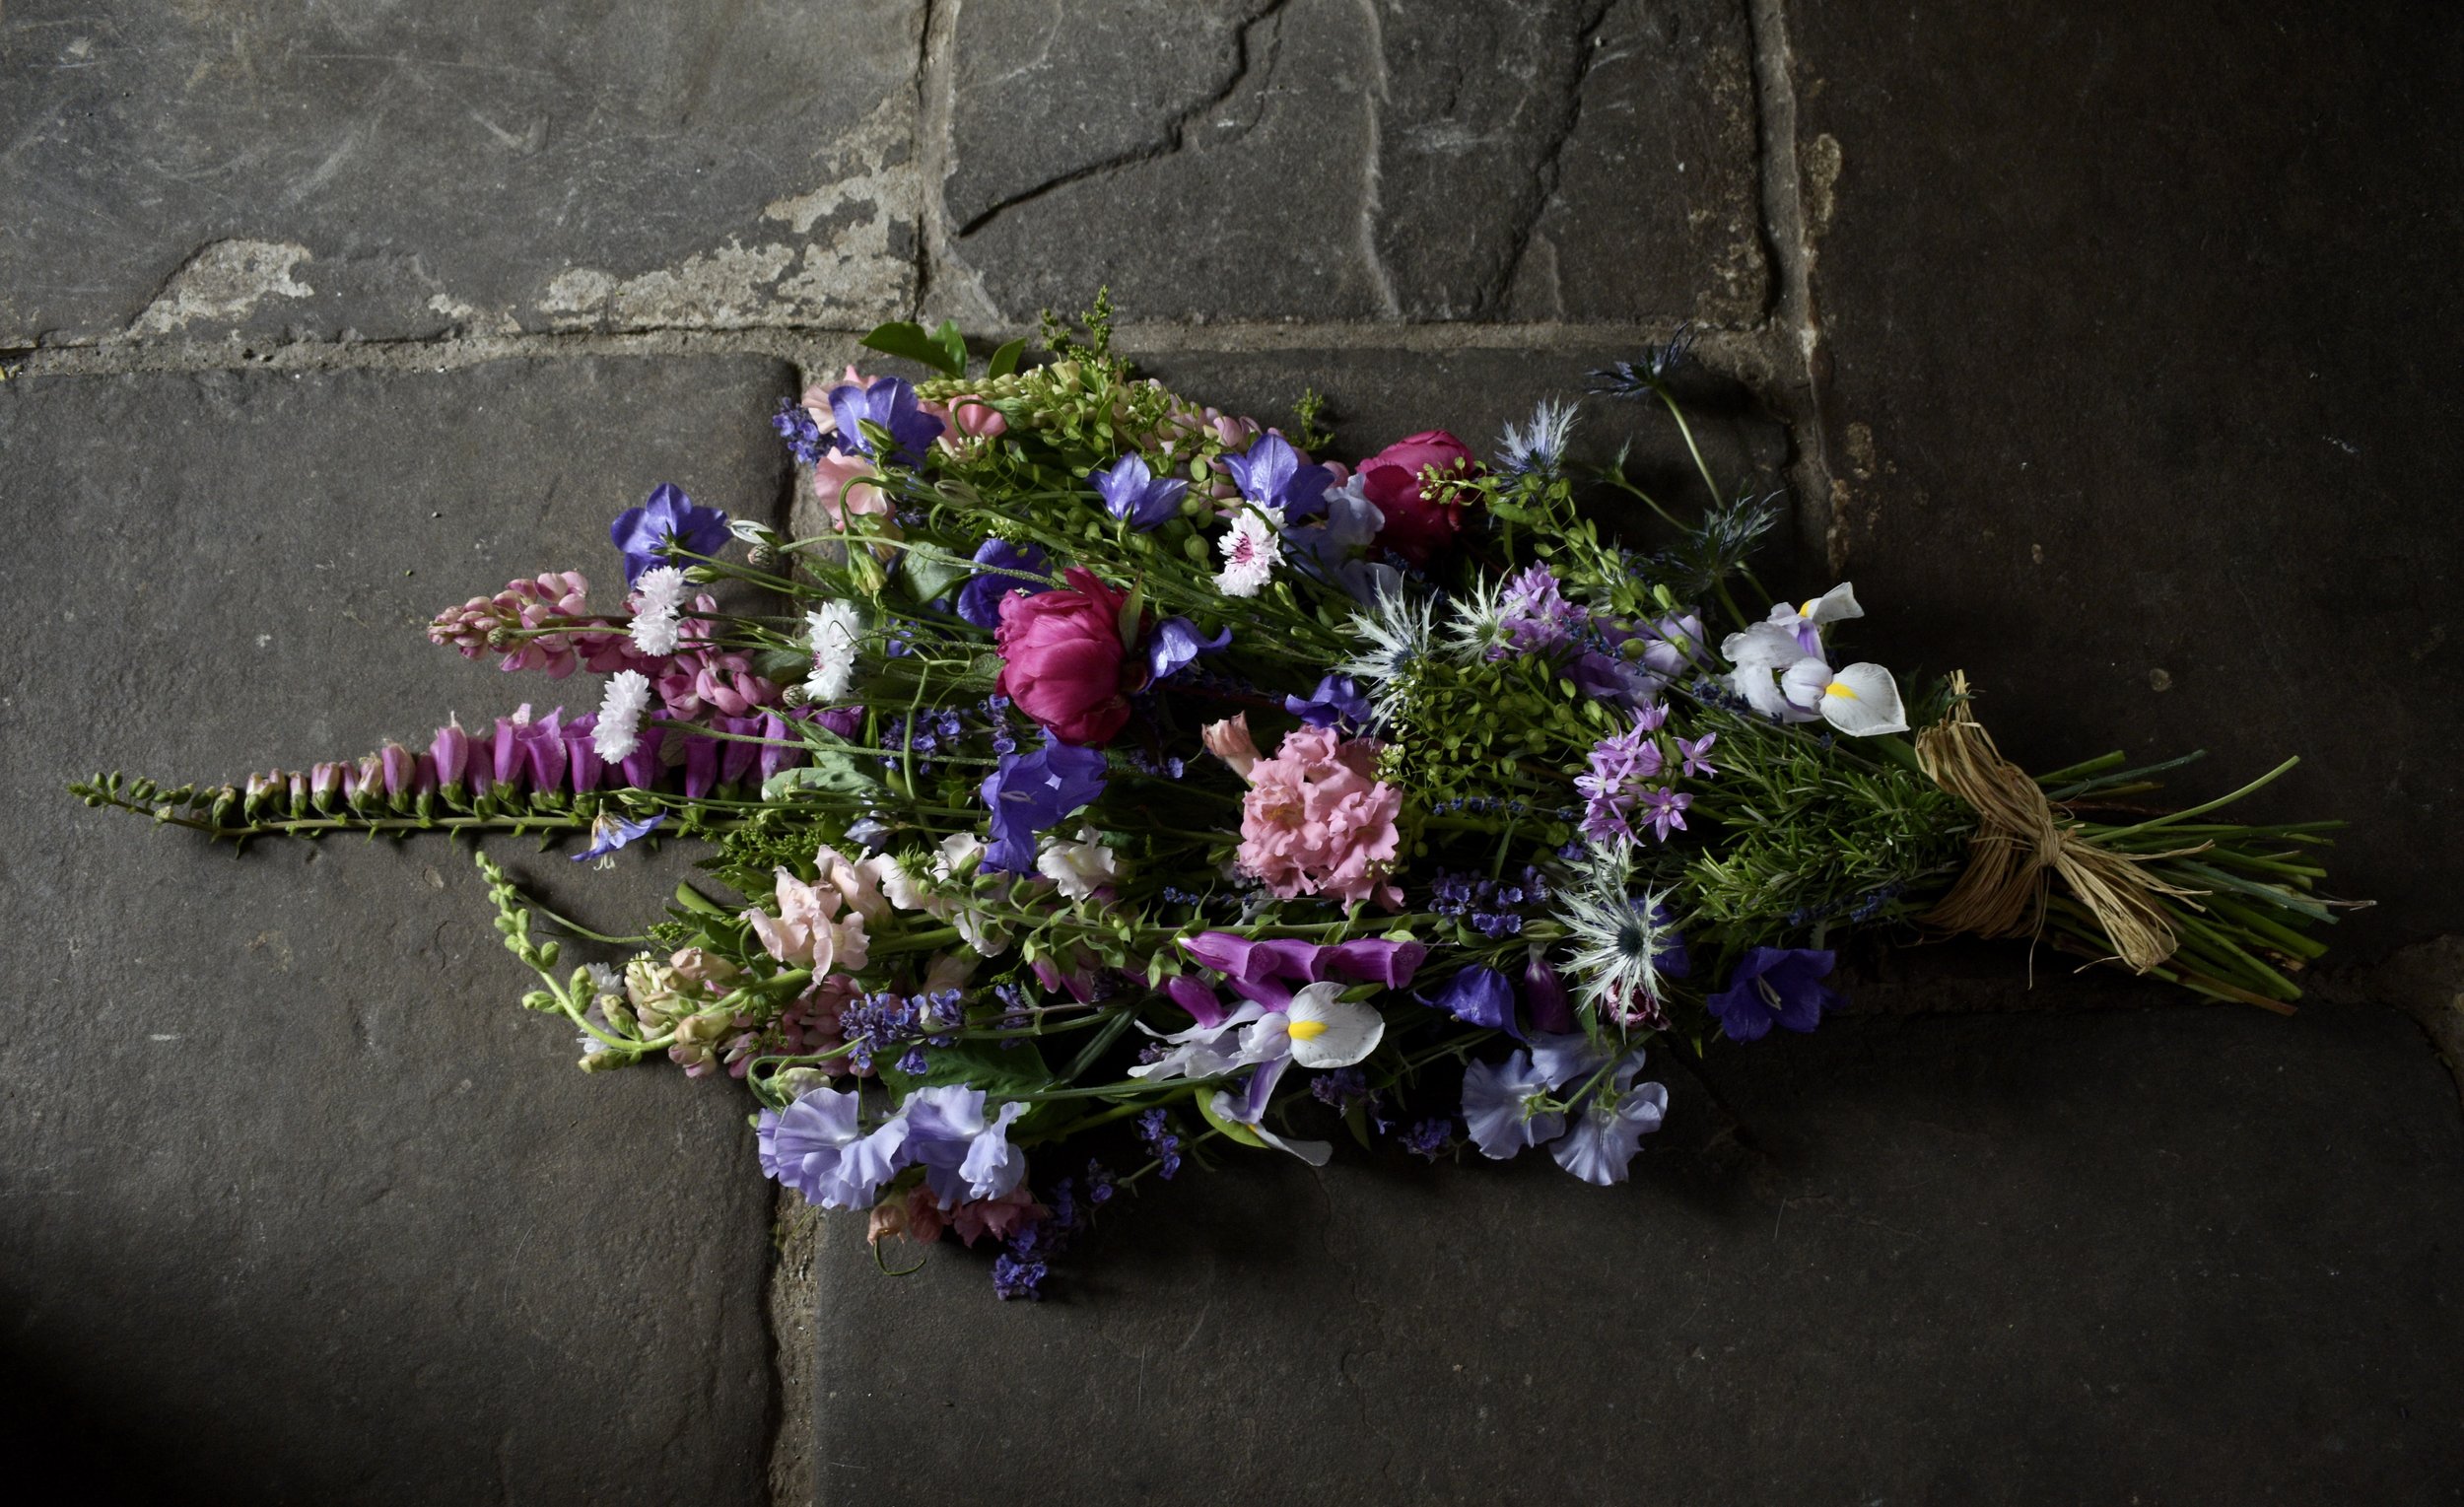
[681,732,719,798]
[1323,938,1428,989]
[1164,974,1229,1028]
[378,743,415,797]
[619,738,662,790]
[563,715,605,792]
[523,710,569,792]
[717,714,762,786]
[492,715,525,788]
[758,712,796,783]
[411,754,440,796]
[1523,950,1575,1034]
[430,722,469,789]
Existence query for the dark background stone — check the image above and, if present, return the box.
[1786,0,2464,948]
[817,995,2464,1504]
[0,1,923,344]
[946,0,1762,323]
[0,358,793,1502]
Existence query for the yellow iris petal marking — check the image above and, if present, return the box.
[1287,1019,1329,1041]
[1801,599,1819,617]
[1824,680,1856,700]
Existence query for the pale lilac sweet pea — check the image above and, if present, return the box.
[902,1084,1030,1205]
[1550,1057,1669,1186]
[1093,453,1189,530]
[1462,1051,1563,1159]
[1286,473,1398,603]
[756,1085,911,1209]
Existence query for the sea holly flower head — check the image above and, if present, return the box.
[611,484,730,586]
[1092,452,1190,530]
[1706,946,1841,1042]
[1495,397,1577,481]
[827,375,943,468]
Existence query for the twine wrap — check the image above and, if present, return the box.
[1915,673,2202,974]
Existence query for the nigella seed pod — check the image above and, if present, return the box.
[780,683,809,708]
[746,543,780,570]
[487,625,519,650]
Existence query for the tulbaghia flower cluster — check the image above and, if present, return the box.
[85,309,2340,1301]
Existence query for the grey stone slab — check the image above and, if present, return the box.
[0,1,922,346]
[0,357,795,1502]
[945,0,1763,323]
[817,993,2464,1504]
[1780,0,2464,945]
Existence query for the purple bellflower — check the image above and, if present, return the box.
[612,484,731,586]
[979,731,1109,873]
[828,375,943,468]
[1284,673,1373,730]
[956,538,1052,630]
[1221,433,1334,522]
[1092,453,1190,530]
[572,809,665,863]
[1145,617,1232,682]
[1706,946,1841,1042]
[1422,964,1524,1041]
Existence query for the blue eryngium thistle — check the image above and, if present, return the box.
[1587,324,1699,397]
[1495,397,1578,480]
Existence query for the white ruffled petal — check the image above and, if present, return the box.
[1818,661,1910,736]
[1285,983,1386,1069]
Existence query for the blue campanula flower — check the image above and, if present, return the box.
[1221,432,1334,521]
[1284,673,1373,731]
[1421,964,1524,1040]
[979,731,1108,873]
[611,483,731,585]
[571,809,665,865]
[1706,946,1841,1042]
[1144,616,1232,682]
[1092,453,1190,530]
[827,375,943,468]
[956,538,1052,629]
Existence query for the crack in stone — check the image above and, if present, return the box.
[1742,0,1838,568]
[1355,0,1401,316]
[1491,0,1618,320]
[950,0,1296,240]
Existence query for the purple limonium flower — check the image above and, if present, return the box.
[1676,732,1718,779]
[1498,564,1584,655]
[1398,1118,1453,1159]
[1284,673,1373,731]
[1145,616,1232,682]
[1221,432,1334,522]
[827,375,943,468]
[756,1085,911,1209]
[611,483,731,586]
[1575,718,1667,844]
[1421,964,1524,1040]
[572,808,665,863]
[1092,452,1189,530]
[955,538,1052,630]
[902,1085,1031,1206]
[1461,1051,1564,1159]
[979,731,1108,873]
[1706,947,1841,1042]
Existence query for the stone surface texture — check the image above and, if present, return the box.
[945,0,1764,323]
[0,358,792,1503]
[1786,0,2464,945]
[818,996,2464,1504]
[0,1,923,345]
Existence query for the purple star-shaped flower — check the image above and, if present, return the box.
[979,731,1109,873]
[611,484,731,585]
[828,376,944,468]
[1639,786,1691,841]
[571,809,665,863]
[1705,946,1841,1043]
[1092,453,1190,530]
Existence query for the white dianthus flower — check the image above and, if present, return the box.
[592,669,654,762]
[1035,826,1120,901]
[627,566,690,656]
[1212,504,1283,597]
[805,600,862,703]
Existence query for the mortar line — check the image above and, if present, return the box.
[1743,0,1838,567]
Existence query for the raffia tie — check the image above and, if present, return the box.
[1915,673,2203,974]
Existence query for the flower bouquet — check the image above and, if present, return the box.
[76,301,2345,1298]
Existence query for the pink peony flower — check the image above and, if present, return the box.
[1234,726,1404,909]
[1357,430,1481,566]
[995,566,1137,746]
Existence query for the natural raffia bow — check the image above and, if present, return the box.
[1915,673,2207,973]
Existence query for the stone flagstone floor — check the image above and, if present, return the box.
[3,2,2460,1503]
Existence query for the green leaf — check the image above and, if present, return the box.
[902,547,971,604]
[859,320,966,377]
[880,1038,1054,1103]
[761,751,878,801]
[987,337,1027,377]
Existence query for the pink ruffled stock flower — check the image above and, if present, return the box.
[1226,724,1404,910]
